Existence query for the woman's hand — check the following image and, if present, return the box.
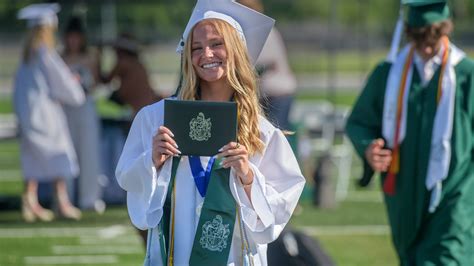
[217,142,253,185]
[152,126,181,169]
[365,138,392,172]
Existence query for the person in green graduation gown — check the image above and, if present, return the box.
[345,0,474,264]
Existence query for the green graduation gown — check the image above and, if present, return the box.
[345,57,474,265]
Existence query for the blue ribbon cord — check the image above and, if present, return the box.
[188,156,216,197]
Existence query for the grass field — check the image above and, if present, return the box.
[0,89,398,265]
[2,47,474,76]
[0,113,398,266]
[0,90,362,116]
[5,40,474,266]
[0,47,385,78]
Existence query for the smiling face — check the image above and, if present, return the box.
[191,21,228,84]
[178,18,264,155]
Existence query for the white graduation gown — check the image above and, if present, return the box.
[13,46,85,181]
[63,60,102,209]
[115,99,305,266]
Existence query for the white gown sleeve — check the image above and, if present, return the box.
[37,46,85,106]
[231,128,305,245]
[115,103,173,230]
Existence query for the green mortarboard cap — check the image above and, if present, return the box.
[403,0,450,27]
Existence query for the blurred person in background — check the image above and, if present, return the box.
[101,33,163,246]
[238,0,297,131]
[14,3,84,222]
[62,16,105,213]
[100,33,161,117]
[345,0,474,264]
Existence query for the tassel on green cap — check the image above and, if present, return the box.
[403,0,450,27]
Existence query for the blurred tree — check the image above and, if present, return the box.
[0,0,470,43]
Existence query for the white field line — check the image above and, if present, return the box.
[299,225,390,236]
[52,245,142,255]
[24,255,118,265]
[0,224,390,238]
[0,225,134,238]
[97,225,128,239]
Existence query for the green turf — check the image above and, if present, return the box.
[0,202,398,266]
[0,139,21,195]
[296,91,360,106]
[291,200,388,226]
[289,50,385,73]
[0,208,144,266]
[0,106,400,265]
[95,97,132,119]
[0,91,360,117]
[0,49,383,78]
[0,180,22,195]
[0,207,131,227]
[3,48,474,78]
[0,97,13,114]
[318,234,397,266]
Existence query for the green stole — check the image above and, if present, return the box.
[159,156,237,265]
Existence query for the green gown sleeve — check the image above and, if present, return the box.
[345,61,391,186]
[470,62,474,153]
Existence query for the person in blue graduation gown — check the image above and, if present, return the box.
[14,3,84,222]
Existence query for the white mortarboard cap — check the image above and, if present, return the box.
[18,3,60,28]
[177,0,275,64]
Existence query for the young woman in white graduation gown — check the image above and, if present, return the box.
[115,1,305,265]
[62,16,104,212]
[14,4,85,222]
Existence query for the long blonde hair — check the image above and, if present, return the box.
[178,19,264,155]
[22,25,55,63]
